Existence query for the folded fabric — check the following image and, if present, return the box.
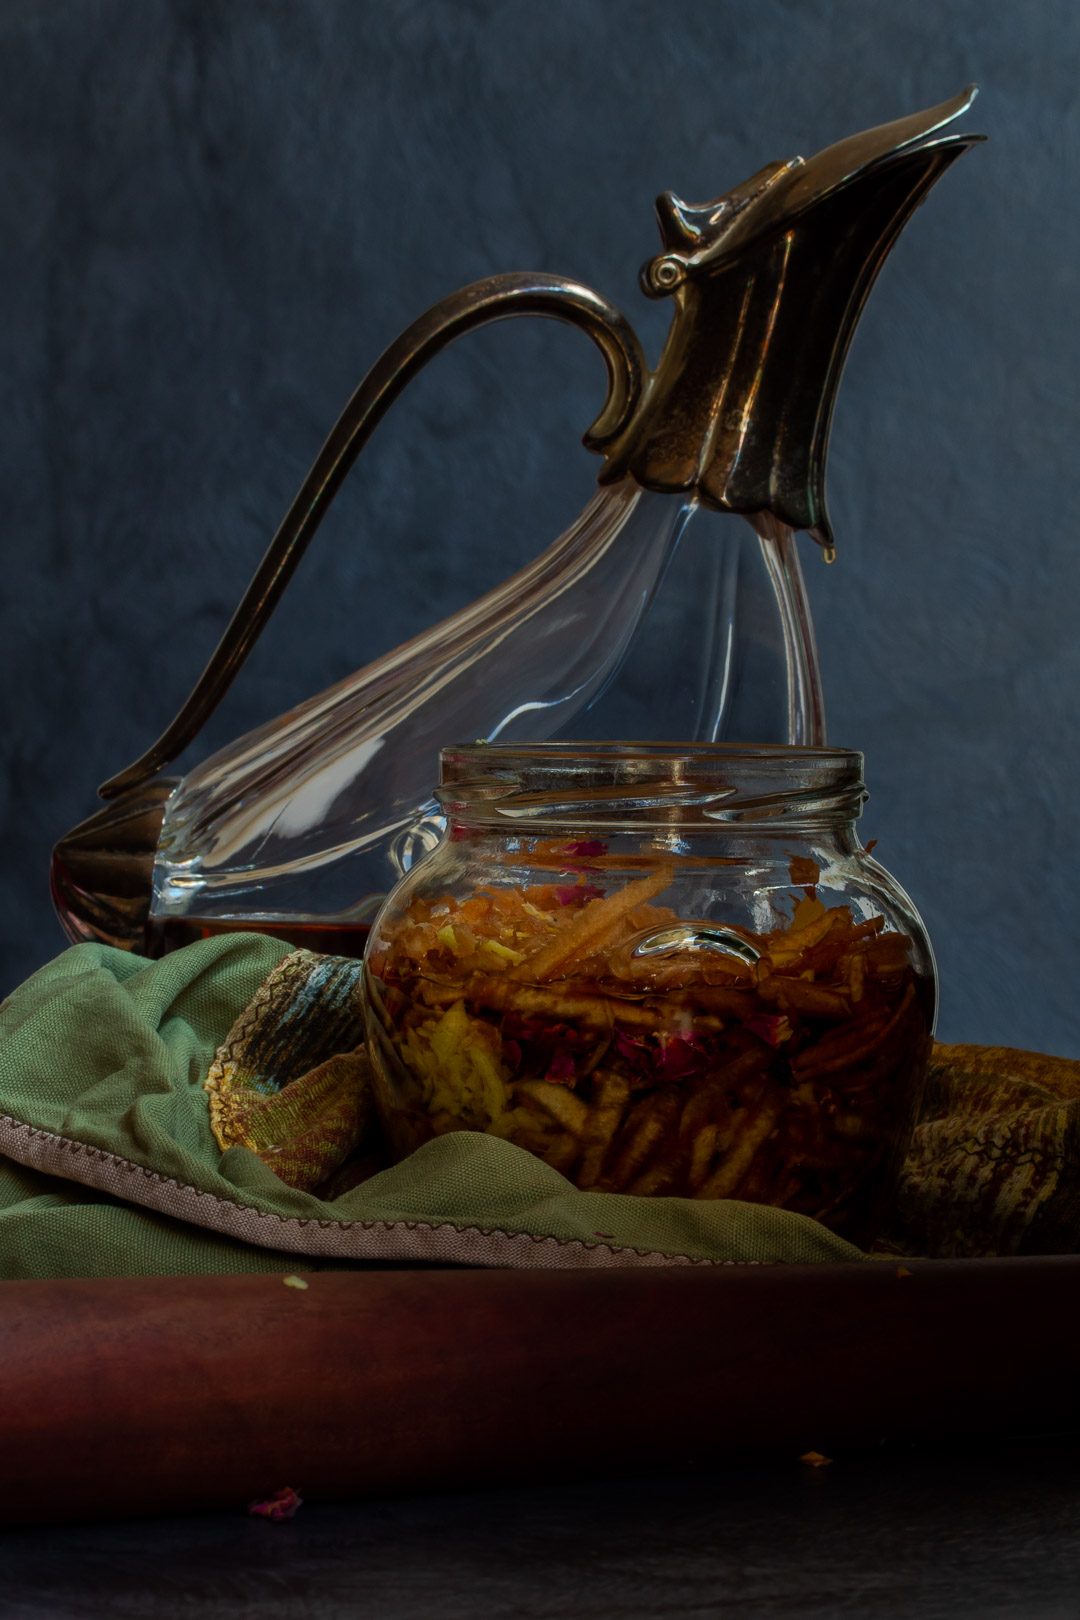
[204,949,376,1193]
[0,939,859,1278]
[2,938,1077,1280]
[200,944,1080,1259]
[884,1042,1080,1257]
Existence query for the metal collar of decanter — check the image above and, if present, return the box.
[598,86,983,551]
[437,743,867,833]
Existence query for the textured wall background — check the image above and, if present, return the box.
[1,0,1077,1055]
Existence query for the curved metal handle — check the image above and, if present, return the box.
[99,274,646,800]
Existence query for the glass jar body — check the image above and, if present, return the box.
[362,746,935,1247]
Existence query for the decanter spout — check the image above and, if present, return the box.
[601,87,984,550]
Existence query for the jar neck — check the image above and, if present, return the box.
[437,743,866,839]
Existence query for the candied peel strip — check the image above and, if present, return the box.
[516,1078,590,1136]
[627,1159,678,1196]
[606,1091,680,1192]
[464,976,619,1030]
[578,1073,631,1188]
[793,983,918,1082]
[695,1096,783,1201]
[508,1117,578,1175]
[688,1122,720,1189]
[760,978,851,1020]
[848,953,866,1002]
[863,937,916,976]
[512,866,675,983]
[678,1084,726,1145]
[763,906,848,968]
[619,953,752,990]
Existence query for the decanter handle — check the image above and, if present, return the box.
[99,274,646,800]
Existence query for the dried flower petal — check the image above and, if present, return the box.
[502,1037,523,1072]
[555,883,604,907]
[655,1033,708,1082]
[745,1013,794,1048]
[546,1049,578,1084]
[249,1486,303,1520]
[613,1028,653,1074]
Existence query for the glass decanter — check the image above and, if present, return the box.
[51,89,981,957]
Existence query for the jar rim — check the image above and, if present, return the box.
[438,742,867,831]
[442,742,860,773]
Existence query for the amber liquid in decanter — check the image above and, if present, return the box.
[148,916,372,957]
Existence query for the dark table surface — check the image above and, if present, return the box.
[6,1434,1078,1619]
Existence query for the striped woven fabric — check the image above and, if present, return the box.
[205,951,377,1194]
[882,1043,1080,1258]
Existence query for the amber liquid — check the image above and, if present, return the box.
[147,916,373,958]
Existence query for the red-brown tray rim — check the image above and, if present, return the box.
[3,1255,1078,1526]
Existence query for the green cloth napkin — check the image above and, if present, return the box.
[0,938,860,1279]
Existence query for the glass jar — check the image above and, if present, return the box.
[362,744,936,1246]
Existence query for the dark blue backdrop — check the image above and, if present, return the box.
[1,0,1077,1055]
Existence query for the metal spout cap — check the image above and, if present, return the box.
[602,87,984,550]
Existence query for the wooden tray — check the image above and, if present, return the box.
[3,1257,1079,1525]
